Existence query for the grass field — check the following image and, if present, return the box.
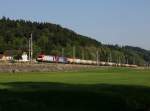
[0,67,150,111]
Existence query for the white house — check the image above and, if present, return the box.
[21,52,28,62]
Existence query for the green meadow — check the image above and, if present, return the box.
[0,67,150,111]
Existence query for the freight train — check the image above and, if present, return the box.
[36,54,138,67]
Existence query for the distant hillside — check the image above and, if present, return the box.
[0,17,149,66]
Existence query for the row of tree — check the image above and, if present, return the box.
[0,17,150,66]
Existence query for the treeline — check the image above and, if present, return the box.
[0,17,150,66]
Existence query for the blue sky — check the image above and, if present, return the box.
[0,0,150,50]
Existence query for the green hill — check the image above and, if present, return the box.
[0,17,149,66]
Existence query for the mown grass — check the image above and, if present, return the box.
[0,67,150,111]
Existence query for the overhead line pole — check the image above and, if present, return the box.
[82,48,84,60]
[29,38,31,61]
[110,52,112,62]
[96,50,99,66]
[62,48,64,57]
[73,46,76,63]
[31,33,33,62]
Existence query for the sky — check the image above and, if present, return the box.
[0,0,150,50]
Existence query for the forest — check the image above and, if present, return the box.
[0,17,150,66]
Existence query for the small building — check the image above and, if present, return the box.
[4,50,14,61]
[0,51,13,61]
[21,52,28,62]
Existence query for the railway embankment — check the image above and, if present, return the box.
[0,63,100,72]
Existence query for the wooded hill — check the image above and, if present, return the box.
[0,17,149,66]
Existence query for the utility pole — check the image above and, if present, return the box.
[82,48,84,60]
[99,50,101,63]
[132,57,135,65]
[29,38,31,61]
[117,56,120,67]
[30,33,33,62]
[62,48,64,57]
[110,52,112,62]
[107,52,111,63]
[96,50,99,66]
[28,33,33,63]
[73,46,76,62]
[119,56,121,64]
[126,58,128,64]
[107,55,109,63]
